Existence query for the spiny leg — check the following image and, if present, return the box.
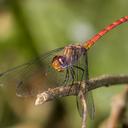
[67,67,76,95]
[62,69,70,86]
[70,67,76,85]
[73,65,85,94]
[73,65,84,85]
[68,66,84,94]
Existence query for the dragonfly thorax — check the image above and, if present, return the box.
[52,55,67,72]
[52,44,86,72]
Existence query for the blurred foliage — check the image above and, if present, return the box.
[0,0,128,128]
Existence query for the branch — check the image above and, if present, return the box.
[78,91,87,128]
[35,74,128,105]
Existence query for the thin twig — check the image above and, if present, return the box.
[78,91,87,128]
[35,74,128,105]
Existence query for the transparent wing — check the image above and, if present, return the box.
[85,91,95,119]
[84,51,95,119]
[0,47,66,97]
[75,60,83,117]
[76,96,83,117]
[75,51,95,119]
[76,90,95,119]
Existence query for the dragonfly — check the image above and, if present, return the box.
[0,16,128,119]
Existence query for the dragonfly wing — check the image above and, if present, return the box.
[76,95,83,117]
[76,91,95,119]
[85,91,95,119]
[0,47,65,97]
[84,51,95,119]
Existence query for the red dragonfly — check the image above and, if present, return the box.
[0,16,128,119]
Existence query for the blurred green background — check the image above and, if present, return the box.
[0,0,128,128]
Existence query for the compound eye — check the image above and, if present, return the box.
[51,56,65,72]
[58,57,64,65]
[58,56,66,66]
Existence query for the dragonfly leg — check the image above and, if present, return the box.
[66,67,76,95]
[70,67,76,85]
[62,69,70,86]
[73,65,84,85]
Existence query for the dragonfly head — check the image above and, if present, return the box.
[52,56,66,72]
